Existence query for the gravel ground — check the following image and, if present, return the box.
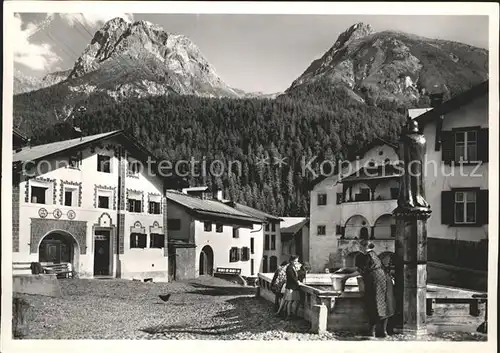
[17,277,487,341]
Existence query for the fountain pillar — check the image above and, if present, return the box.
[393,117,432,337]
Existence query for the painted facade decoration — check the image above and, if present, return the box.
[12,130,174,281]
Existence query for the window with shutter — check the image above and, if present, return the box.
[441,131,454,164]
[454,130,478,163]
[454,191,477,224]
[150,233,164,248]
[441,191,454,224]
[130,233,147,248]
[229,247,239,262]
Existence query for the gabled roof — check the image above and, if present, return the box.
[13,130,121,163]
[12,130,188,186]
[415,80,488,126]
[309,137,397,190]
[354,137,397,158]
[281,218,309,235]
[166,191,263,224]
[223,201,283,222]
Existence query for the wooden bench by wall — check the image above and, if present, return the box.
[215,267,242,275]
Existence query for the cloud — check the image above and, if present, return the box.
[55,13,134,28]
[13,14,61,71]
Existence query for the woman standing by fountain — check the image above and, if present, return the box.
[356,240,396,337]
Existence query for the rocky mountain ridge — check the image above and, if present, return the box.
[14,69,71,94]
[14,17,250,101]
[286,22,488,107]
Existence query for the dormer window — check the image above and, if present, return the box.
[68,152,81,169]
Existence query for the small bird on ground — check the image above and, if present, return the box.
[159,294,171,302]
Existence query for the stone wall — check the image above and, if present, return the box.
[428,238,488,271]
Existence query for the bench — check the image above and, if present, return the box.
[43,263,73,278]
[472,293,487,333]
[215,267,242,275]
[13,262,73,278]
[426,297,483,317]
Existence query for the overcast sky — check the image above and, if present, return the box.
[14,13,489,93]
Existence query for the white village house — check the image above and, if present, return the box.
[12,130,176,281]
[307,80,489,283]
[166,188,276,279]
[411,81,489,272]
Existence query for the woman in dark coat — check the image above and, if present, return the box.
[356,241,396,337]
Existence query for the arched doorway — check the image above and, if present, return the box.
[199,245,214,275]
[38,231,79,271]
[344,215,370,239]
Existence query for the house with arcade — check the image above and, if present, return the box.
[308,80,490,280]
[12,130,180,281]
[308,138,400,272]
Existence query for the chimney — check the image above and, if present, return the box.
[430,93,444,108]
[213,188,223,201]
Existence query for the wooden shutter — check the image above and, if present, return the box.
[441,131,454,164]
[477,189,489,225]
[441,191,454,224]
[236,248,241,262]
[478,128,489,163]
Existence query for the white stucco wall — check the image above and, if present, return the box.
[422,95,488,242]
[195,221,264,277]
[14,137,168,280]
